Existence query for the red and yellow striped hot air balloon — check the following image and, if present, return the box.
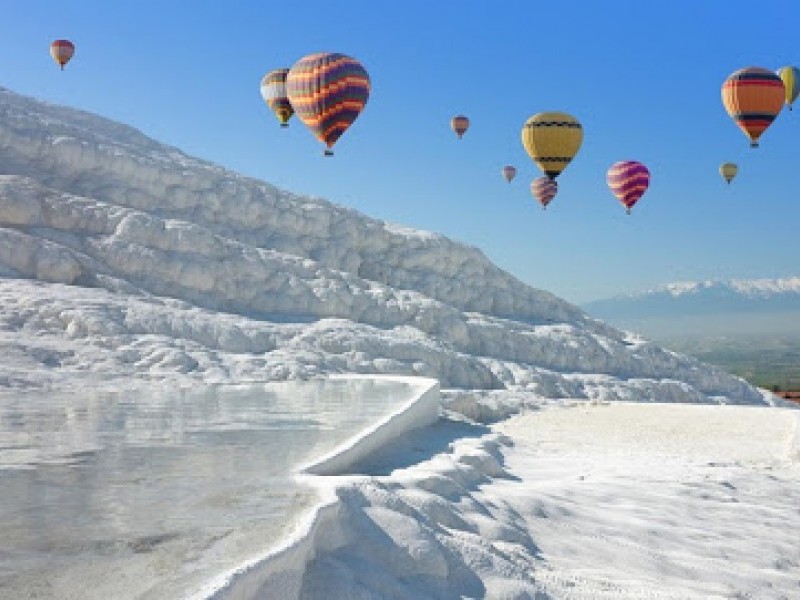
[607,161,650,214]
[50,39,75,70]
[260,68,294,127]
[721,67,785,148]
[285,52,370,156]
[531,177,557,209]
[451,115,469,139]
[502,165,517,183]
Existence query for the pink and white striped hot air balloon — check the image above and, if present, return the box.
[531,176,558,209]
[502,165,517,183]
[606,160,650,214]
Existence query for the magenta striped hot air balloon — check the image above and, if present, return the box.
[606,160,650,214]
[531,176,558,209]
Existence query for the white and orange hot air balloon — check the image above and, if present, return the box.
[50,39,75,70]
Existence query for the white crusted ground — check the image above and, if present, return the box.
[1,86,796,599]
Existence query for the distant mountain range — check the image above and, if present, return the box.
[582,278,800,339]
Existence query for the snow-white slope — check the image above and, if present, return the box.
[0,86,767,404]
[2,87,797,600]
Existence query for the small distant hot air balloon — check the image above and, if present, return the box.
[451,115,469,139]
[607,161,650,214]
[721,67,785,147]
[286,52,370,156]
[260,69,294,127]
[50,39,74,70]
[502,165,517,183]
[521,112,583,180]
[719,162,738,184]
[776,66,800,111]
[531,177,558,209]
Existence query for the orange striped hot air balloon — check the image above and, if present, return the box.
[50,39,75,70]
[451,115,469,139]
[721,67,785,148]
[286,52,370,156]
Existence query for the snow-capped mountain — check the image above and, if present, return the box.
[583,278,800,337]
[0,86,768,404]
[590,277,800,306]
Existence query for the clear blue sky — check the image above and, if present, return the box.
[2,1,799,303]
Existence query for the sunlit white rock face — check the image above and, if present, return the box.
[0,86,769,403]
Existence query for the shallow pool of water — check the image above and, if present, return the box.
[0,378,418,599]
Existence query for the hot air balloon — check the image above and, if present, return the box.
[531,177,558,209]
[285,52,370,156]
[721,67,785,147]
[719,162,738,184]
[451,115,469,139]
[607,160,650,214]
[502,165,517,183]
[50,40,74,70]
[260,69,294,127]
[776,66,800,111]
[521,112,583,179]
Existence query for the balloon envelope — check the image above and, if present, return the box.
[50,39,74,70]
[261,69,294,127]
[502,165,517,182]
[777,66,800,111]
[451,115,469,139]
[521,112,583,179]
[531,177,558,209]
[721,67,784,147]
[286,52,370,155]
[607,161,650,213]
[719,162,738,184]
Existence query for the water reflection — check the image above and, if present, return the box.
[0,378,414,599]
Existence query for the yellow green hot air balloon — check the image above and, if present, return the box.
[777,66,800,111]
[719,162,738,184]
[520,112,583,179]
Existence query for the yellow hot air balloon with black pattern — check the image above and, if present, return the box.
[520,112,583,180]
